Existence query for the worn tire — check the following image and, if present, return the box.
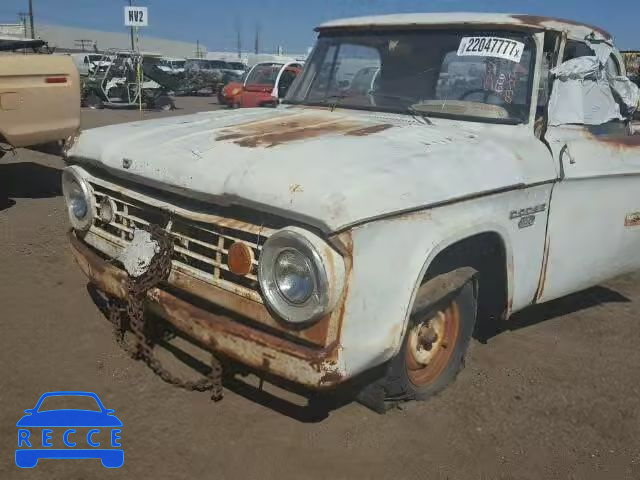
[358,278,477,411]
[84,93,104,109]
[153,95,174,111]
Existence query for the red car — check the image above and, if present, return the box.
[221,61,302,108]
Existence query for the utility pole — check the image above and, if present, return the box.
[235,19,242,59]
[128,0,135,50]
[195,39,204,59]
[18,12,28,37]
[254,23,260,54]
[28,0,35,38]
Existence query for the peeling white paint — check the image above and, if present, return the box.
[117,229,159,277]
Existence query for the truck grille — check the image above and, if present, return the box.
[88,183,269,301]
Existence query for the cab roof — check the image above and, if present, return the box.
[317,13,612,42]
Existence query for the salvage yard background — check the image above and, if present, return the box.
[1,97,639,479]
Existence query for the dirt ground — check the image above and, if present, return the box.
[1,96,639,479]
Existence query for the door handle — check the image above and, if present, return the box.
[558,144,574,181]
[560,144,575,165]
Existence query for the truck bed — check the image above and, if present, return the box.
[0,54,80,148]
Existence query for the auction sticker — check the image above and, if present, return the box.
[457,37,525,63]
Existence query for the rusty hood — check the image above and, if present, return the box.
[68,106,555,232]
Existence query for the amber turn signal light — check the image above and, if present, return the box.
[227,242,254,276]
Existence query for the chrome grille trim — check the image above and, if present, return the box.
[86,181,272,301]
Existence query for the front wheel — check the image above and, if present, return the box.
[83,92,104,109]
[153,94,174,111]
[358,275,477,411]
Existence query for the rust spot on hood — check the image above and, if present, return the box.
[345,124,392,136]
[216,113,393,148]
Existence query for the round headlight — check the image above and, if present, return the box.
[274,249,315,304]
[62,166,95,232]
[258,228,345,325]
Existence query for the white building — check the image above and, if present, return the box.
[207,51,308,67]
[19,24,204,58]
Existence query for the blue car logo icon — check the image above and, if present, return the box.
[15,391,123,468]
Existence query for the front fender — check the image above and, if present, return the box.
[334,184,556,379]
[338,217,512,378]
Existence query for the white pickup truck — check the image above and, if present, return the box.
[63,13,640,412]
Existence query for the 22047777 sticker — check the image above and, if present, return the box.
[457,37,525,63]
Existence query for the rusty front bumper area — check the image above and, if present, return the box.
[68,231,344,390]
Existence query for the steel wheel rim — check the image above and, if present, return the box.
[405,301,461,387]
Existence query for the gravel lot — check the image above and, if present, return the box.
[1,96,639,479]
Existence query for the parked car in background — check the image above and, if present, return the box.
[184,59,230,93]
[622,52,640,118]
[157,57,186,75]
[81,50,173,110]
[220,61,302,107]
[0,38,80,155]
[70,53,112,77]
[225,61,247,77]
[64,14,640,414]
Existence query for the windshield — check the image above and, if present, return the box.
[88,54,103,63]
[287,30,536,123]
[228,62,246,70]
[245,63,283,86]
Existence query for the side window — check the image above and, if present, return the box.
[605,55,621,76]
[562,40,595,61]
[551,40,630,128]
[278,70,298,98]
[561,41,621,77]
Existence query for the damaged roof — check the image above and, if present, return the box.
[318,13,612,41]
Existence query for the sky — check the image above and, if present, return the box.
[1,0,638,53]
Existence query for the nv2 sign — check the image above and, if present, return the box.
[124,6,148,27]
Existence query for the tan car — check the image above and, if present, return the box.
[0,40,80,153]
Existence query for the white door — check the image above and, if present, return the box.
[538,126,640,302]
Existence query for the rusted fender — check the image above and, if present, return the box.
[411,267,478,318]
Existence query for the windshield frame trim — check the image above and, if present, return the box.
[287,27,538,126]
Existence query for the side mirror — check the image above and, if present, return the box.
[105,409,115,415]
[23,409,33,414]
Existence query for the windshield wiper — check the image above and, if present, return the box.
[369,92,433,125]
[325,93,349,112]
[407,104,434,126]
